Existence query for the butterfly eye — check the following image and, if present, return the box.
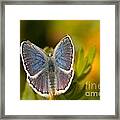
[48,53,53,57]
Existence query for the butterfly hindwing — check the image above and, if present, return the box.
[28,68,49,96]
[56,67,74,93]
[54,35,74,71]
[21,41,47,76]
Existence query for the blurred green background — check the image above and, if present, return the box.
[20,20,100,100]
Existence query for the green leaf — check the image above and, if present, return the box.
[71,84,86,100]
[74,46,96,83]
[80,47,96,76]
[79,57,88,77]
[83,65,91,74]
[54,94,66,100]
[87,47,96,65]
[35,94,47,100]
[75,47,86,78]
[22,82,36,100]
[63,82,76,99]
[65,83,86,100]
[75,47,84,75]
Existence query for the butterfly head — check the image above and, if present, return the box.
[43,47,54,57]
[48,53,53,57]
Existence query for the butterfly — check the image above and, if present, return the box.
[21,35,74,98]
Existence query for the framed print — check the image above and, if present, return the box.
[20,20,100,100]
[0,0,119,119]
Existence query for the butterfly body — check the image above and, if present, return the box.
[21,35,74,98]
[47,57,56,94]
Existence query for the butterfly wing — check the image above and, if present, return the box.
[53,35,75,94]
[53,35,74,72]
[28,68,49,97]
[21,41,47,76]
[56,67,74,94]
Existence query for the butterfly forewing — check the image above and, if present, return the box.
[54,36,74,71]
[21,41,47,76]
